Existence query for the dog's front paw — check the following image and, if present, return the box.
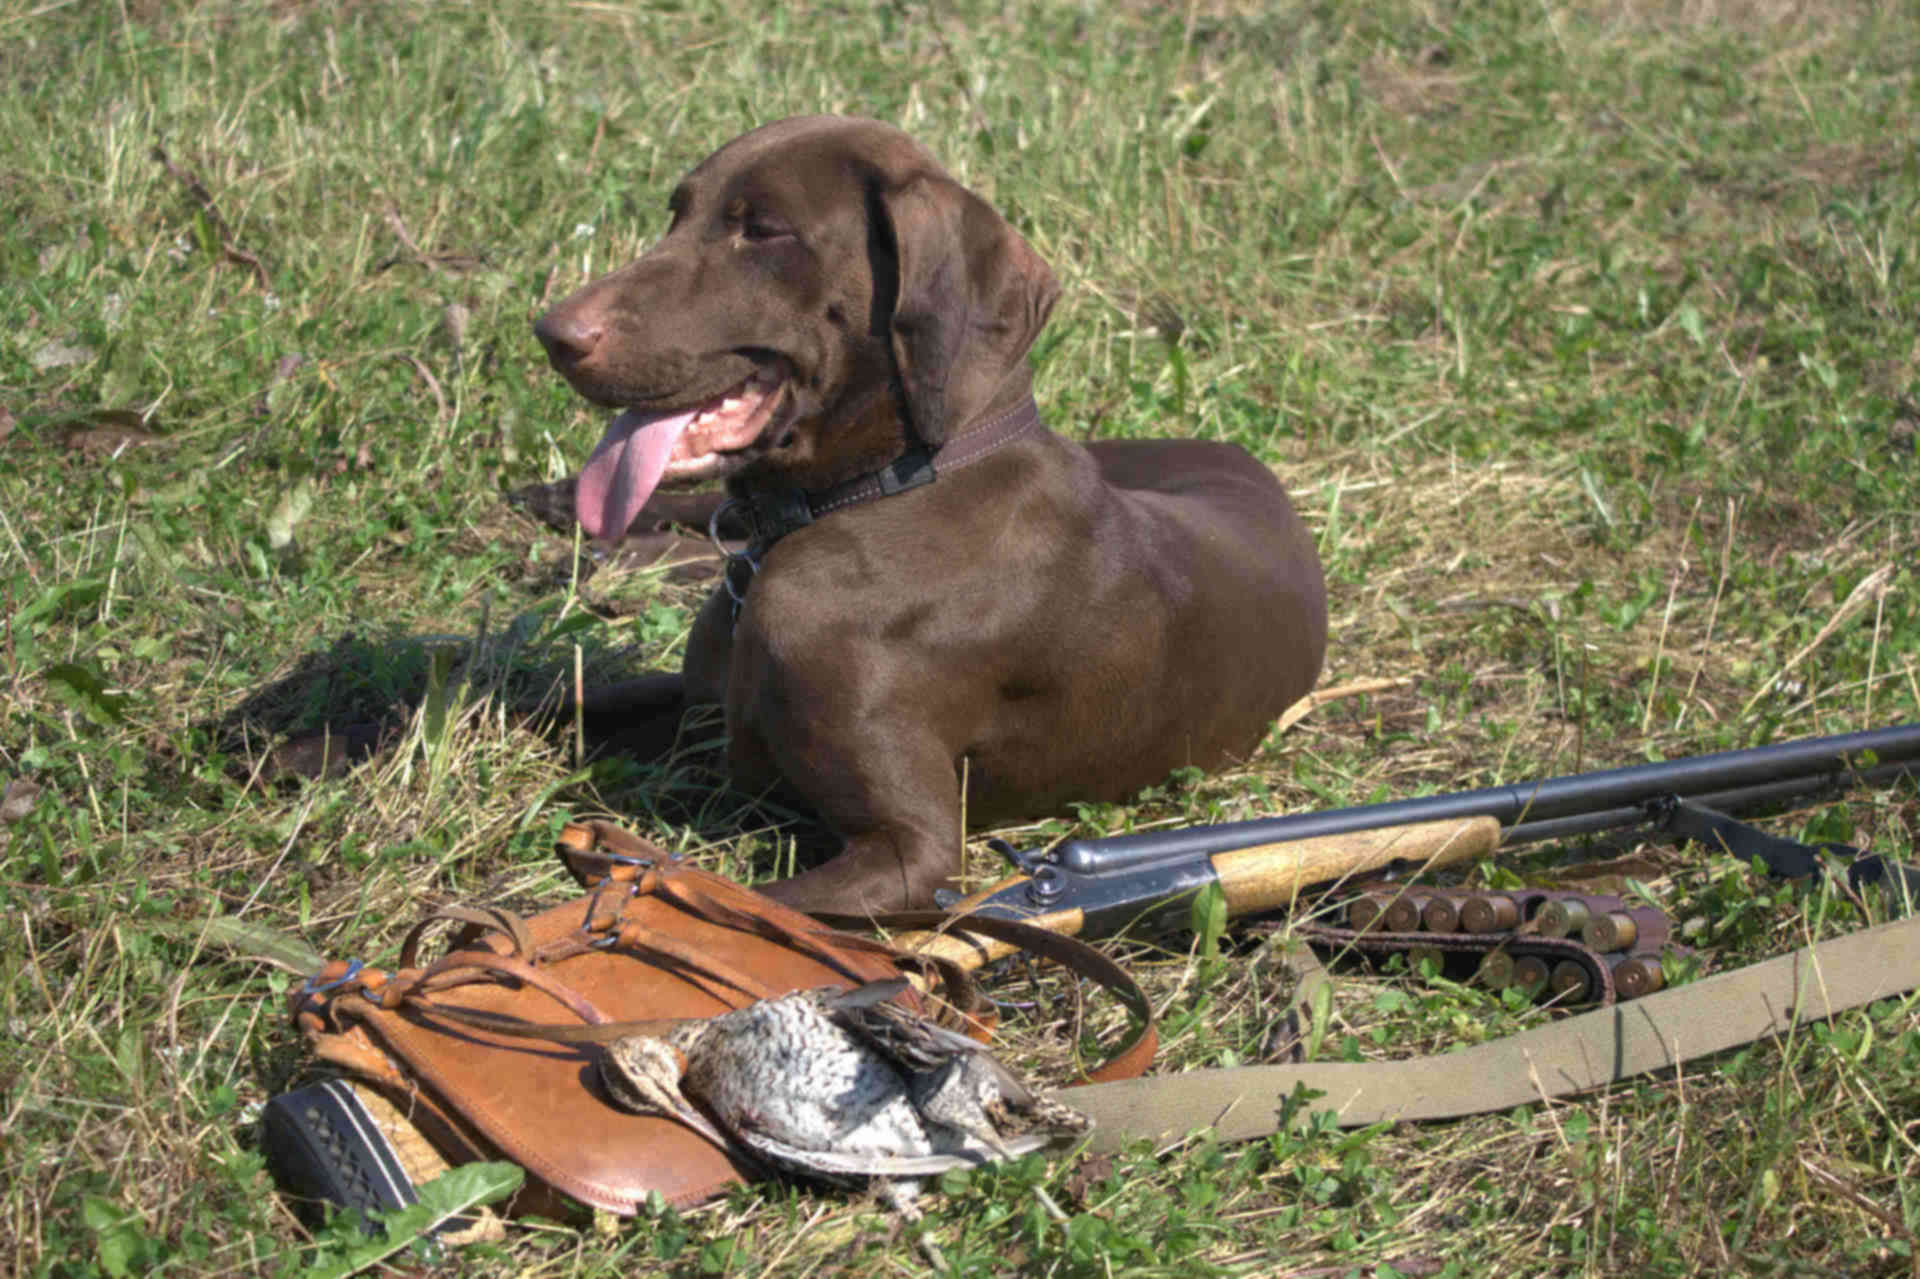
[758,854,943,919]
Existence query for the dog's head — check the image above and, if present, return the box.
[535,115,1060,541]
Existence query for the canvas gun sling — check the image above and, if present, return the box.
[1063,776,1920,1142]
[1069,909,1920,1148]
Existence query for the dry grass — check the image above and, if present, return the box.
[3,0,1918,1274]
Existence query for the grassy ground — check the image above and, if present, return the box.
[4,0,1918,1273]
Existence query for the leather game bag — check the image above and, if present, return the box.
[288,820,960,1215]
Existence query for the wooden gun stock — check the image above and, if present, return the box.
[895,815,1501,970]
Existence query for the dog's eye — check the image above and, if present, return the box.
[740,213,792,243]
[721,194,793,246]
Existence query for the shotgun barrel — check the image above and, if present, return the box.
[1051,723,1920,873]
[932,724,1920,952]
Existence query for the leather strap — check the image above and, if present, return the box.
[558,820,989,1013]
[835,907,1159,1085]
[1069,910,1920,1148]
[381,823,1155,1084]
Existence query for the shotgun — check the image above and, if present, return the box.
[906,723,1920,968]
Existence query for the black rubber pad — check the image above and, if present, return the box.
[260,1081,420,1230]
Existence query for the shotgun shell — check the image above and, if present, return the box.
[1535,898,1592,939]
[1511,956,1551,994]
[1382,893,1428,933]
[1611,954,1667,998]
[1423,896,1462,933]
[1582,911,1639,953]
[1476,949,1515,988]
[1347,896,1386,931]
[1550,959,1593,1002]
[1461,895,1519,934]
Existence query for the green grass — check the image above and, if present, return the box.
[3,0,1918,1274]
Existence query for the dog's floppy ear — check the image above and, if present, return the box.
[876,173,1060,448]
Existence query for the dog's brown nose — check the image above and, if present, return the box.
[533,306,602,374]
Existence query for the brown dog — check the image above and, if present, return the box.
[534,116,1326,913]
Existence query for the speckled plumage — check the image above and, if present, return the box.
[598,981,1091,1215]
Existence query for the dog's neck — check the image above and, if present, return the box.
[727,396,1044,551]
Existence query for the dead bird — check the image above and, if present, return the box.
[598,979,1091,1217]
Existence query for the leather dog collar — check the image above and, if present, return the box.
[733,395,1044,548]
[710,396,1045,619]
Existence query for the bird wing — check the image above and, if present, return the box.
[831,995,988,1074]
[824,978,912,1010]
[738,1130,1055,1178]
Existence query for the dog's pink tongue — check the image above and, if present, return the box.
[575,407,698,540]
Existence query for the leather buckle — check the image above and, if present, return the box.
[761,487,816,533]
[877,447,936,496]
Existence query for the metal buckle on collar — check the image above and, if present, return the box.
[709,500,763,613]
[707,497,746,556]
[723,553,758,619]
